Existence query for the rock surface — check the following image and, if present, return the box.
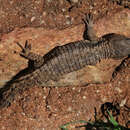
[0,0,129,34]
[0,9,129,87]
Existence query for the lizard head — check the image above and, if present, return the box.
[112,36,130,59]
[118,37,130,57]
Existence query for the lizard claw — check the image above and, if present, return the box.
[24,40,31,50]
[16,40,32,58]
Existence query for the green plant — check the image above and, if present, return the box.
[60,110,129,130]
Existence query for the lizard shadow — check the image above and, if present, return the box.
[0,61,36,95]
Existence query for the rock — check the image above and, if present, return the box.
[0,9,130,87]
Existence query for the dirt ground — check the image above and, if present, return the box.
[0,0,130,130]
[0,0,129,34]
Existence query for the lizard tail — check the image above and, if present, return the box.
[0,69,45,108]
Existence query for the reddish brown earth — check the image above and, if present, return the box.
[0,0,130,130]
[0,0,129,35]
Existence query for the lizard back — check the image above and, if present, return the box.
[40,39,111,81]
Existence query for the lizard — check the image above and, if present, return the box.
[0,14,130,108]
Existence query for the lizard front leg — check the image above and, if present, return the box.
[83,13,98,42]
[16,40,44,68]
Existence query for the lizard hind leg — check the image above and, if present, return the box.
[83,13,98,43]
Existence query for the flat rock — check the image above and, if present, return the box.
[0,9,130,87]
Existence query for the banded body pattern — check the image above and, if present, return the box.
[39,39,113,81]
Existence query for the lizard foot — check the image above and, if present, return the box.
[83,13,94,28]
[16,40,32,59]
